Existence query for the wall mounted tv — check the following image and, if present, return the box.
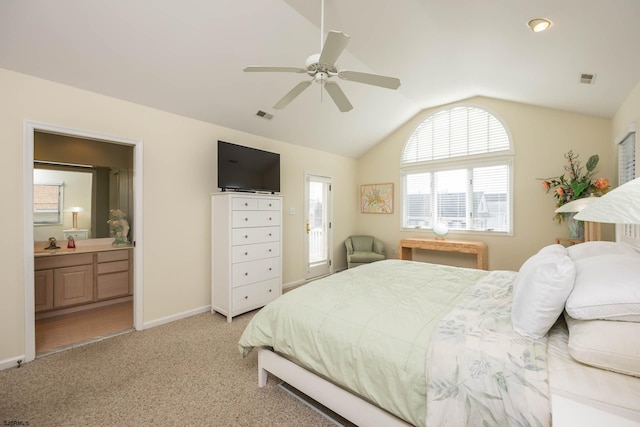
[218,141,280,193]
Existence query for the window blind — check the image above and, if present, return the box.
[401,105,512,233]
[618,131,637,238]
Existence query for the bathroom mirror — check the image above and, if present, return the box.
[33,131,134,242]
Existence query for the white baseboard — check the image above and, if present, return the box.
[283,279,306,291]
[0,355,26,371]
[142,305,211,330]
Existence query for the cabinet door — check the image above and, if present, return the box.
[53,264,94,307]
[97,271,130,300]
[34,269,54,312]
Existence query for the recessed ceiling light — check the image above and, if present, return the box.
[528,18,553,32]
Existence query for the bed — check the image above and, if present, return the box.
[238,243,640,426]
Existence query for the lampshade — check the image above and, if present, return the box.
[554,197,595,213]
[574,177,640,224]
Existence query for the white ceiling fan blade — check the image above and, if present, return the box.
[318,31,351,67]
[274,80,312,109]
[324,81,353,112]
[338,70,401,90]
[244,66,307,73]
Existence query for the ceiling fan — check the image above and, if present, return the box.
[243,0,401,112]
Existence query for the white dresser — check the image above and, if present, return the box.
[211,193,283,322]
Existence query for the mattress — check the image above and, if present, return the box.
[547,318,640,423]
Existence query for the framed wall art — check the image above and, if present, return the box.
[360,183,393,214]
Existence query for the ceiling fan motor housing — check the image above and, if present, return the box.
[305,53,337,77]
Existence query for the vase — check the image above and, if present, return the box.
[111,219,130,247]
[565,213,584,240]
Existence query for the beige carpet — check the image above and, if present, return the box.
[0,310,345,426]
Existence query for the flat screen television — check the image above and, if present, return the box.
[218,141,280,193]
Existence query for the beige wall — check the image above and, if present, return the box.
[355,96,614,271]
[613,80,640,158]
[0,68,357,363]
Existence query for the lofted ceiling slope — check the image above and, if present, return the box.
[1,0,639,158]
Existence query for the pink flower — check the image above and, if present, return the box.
[595,177,609,189]
[556,187,565,196]
[542,181,550,190]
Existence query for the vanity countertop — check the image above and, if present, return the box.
[34,238,132,257]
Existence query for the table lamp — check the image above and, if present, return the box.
[70,206,82,230]
[575,177,640,224]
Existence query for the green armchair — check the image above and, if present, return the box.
[345,235,386,269]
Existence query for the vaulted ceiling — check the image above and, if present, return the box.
[2,0,639,158]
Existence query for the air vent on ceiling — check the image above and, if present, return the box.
[256,110,273,120]
[579,73,596,85]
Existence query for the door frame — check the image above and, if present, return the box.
[23,120,144,362]
[303,172,334,280]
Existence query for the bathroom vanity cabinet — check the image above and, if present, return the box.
[34,248,132,313]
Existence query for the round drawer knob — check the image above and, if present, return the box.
[244,203,248,206]
[244,272,249,276]
[268,249,272,252]
[244,218,248,221]
[244,235,248,239]
[269,217,272,220]
[244,252,248,256]
[268,289,272,293]
[244,296,248,299]
[268,267,272,271]
[268,233,272,237]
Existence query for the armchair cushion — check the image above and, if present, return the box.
[345,235,386,268]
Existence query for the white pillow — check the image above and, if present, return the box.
[567,241,639,261]
[566,254,640,321]
[565,313,640,377]
[537,244,567,256]
[512,253,575,339]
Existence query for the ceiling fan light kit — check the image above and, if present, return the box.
[243,1,401,112]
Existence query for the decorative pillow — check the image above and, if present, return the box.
[566,254,640,321]
[567,241,639,261]
[565,313,640,377]
[511,253,575,339]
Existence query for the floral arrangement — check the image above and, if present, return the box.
[107,209,130,246]
[541,150,610,222]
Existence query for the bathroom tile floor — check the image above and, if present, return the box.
[35,301,133,355]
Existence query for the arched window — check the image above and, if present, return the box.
[401,105,513,233]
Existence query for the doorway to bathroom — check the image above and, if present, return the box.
[24,121,143,362]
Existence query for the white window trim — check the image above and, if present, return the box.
[33,180,64,225]
[400,104,514,236]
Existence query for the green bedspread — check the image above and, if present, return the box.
[238,259,489,426]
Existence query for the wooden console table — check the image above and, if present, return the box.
[398,238,488,270]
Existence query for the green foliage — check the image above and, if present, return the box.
[540,150,610,222]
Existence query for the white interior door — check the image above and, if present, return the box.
[304,174,332,280]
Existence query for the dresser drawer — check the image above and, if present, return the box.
[232,278,280,312]
[232,197,258,210]
[232,242,280,263]
[232,210,280,228]
[232,257,280,287]
[258,198,281,211]
[232,226,280,245]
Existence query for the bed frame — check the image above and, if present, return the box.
[258,348,411,426]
